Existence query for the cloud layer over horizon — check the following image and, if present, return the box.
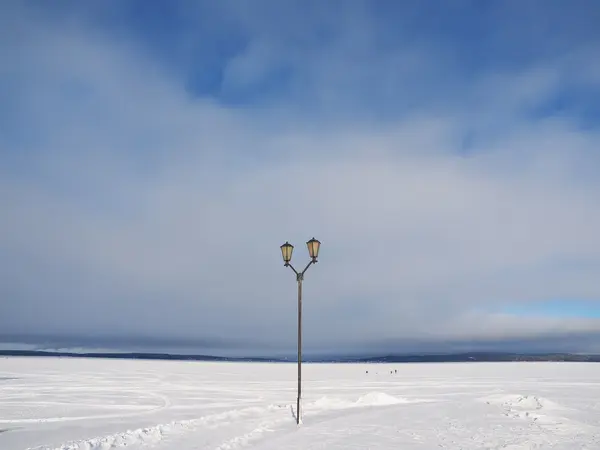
[1,0,600,354]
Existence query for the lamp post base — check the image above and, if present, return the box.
[296,397,301,425]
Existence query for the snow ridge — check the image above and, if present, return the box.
[310,391,425,411]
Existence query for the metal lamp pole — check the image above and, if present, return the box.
[280,237,321,425]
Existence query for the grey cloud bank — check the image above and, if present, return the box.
[1,1,600,354]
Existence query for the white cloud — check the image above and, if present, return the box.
[1,2,600,353]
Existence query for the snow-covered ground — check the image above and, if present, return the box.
[1,358,600,449]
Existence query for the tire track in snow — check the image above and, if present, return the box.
[28,392,426,450]
[213,417,290,450]
[26,404,288,450]
[1,391,171,424]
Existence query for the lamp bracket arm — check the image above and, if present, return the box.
[286,263,299,276]
[301,259,315,276]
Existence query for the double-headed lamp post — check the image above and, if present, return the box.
[280,237,321,425]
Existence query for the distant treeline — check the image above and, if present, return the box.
[1,350,600,363]
[0,350,280,362]
[355,352,600,363]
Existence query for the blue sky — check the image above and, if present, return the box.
[505,300,600,319]
[1,1,600,355]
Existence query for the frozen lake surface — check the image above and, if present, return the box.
[1,357,600,449]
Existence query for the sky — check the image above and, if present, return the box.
[1,0,600,356]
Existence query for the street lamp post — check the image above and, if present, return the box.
[280,237,321,425]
